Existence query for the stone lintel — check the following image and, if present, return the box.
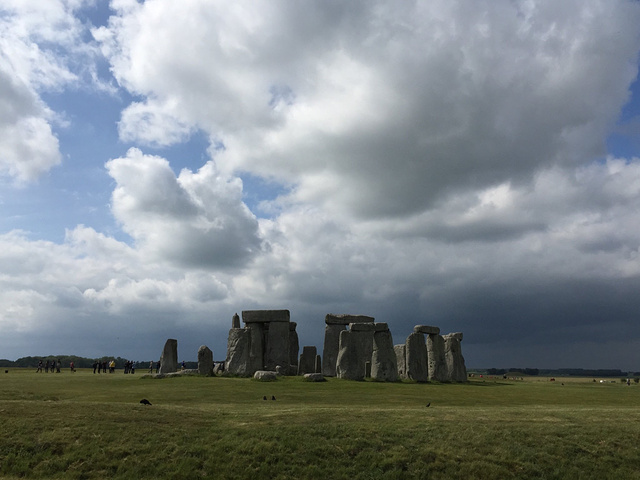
[374,322,389,332]
[413,325,440,335]
[444,332,463,341]
[326,314,375,325]
[242,310,290,323]
[349,322,376,332]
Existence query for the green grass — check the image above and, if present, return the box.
[1,369,640,479]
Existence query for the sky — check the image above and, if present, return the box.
[1,0,640,370]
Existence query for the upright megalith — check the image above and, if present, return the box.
[289,322,299,368]
[298,346,317,375]
[336,322,375,381]
[394,344,407,379]
[159,339,178,374]
[265,320,290,372]
[225,328,251,376]
[371,323,398,382]
[224,309,292,375]
[405,332,428,382]
[197,345,214,376]
[323,314,374,377]
[427,334,447,382]
[443,332,467,382]
[246,322,265,374]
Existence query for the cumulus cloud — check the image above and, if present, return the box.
[0,0,103,182]
[2,1,640,369]
[105,148,262,269]
[98,0,640,219]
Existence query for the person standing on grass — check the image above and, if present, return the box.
[70,361,75,373]
[156,361,160,373]
[56,360,61,373]
[109,359,115,373]
[37,360,43,373]
[149,361,153,373]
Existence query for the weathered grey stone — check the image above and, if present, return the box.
[265,320,290,372]
[159,339,178,374]
[322,324,346,376]
[213,362,225,375]
[394,344,407,379]
[406,332,429,382]
[325,314,375,325]
[372,328,398,382]
[449,332,463,341]
[253,370,278,381]
[443,333,467,382]
[197,345,214,376]
[315,355,321,374]
[349,322,376,332]
[303,373,326,382]
[336,326,374,381]
[242,310,290,323]
[374,322,389,332]
[336,330,363,380]
[289,322,299,367]
[427,334,447,382]
[225,328,251,376]
[297,346,317,375]
[232,313,240,329]
[246,322,264,374]
[166,369,198,377]
[414,325,440,335]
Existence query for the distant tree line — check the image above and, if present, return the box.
[483,367,633,377]
[0,356,198,370]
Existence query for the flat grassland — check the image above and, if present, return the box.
[1,369,639,479]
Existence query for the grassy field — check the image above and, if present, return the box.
[1,369,639,479]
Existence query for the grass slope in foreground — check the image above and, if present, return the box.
[1,369,639,479]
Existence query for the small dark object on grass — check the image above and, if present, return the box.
[4,370,7,374]
[140,399,152,406]
[272,396,276,401]
[263,396,267,400]
[426,402,430,407]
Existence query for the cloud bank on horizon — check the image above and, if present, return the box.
[1,0,640,369]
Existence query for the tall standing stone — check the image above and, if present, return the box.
[289,322,299,368]
[232,313,241,329]
[443,332,467,382]
[197,345,214,376]
[246,323,264,374]
[427,334,447,382]
[336,323,375,381]
[225,328,251,376]
[297,346,317,375]
[265,320,290,372]
[371,323,398,382]
[405,332,428,382]
[394,344,407,379]
[322,324,346,376]
[159,338,178,374]
[322,314,374,377]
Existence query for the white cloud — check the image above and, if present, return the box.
[105,148,262,269]
[2,1,640,369]
[99,0,640,219]
[0,0,103,183]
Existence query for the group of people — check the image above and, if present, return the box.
[36,359,61,373]
[123,360,136,374]
[35,358,158,374]
[92,360,118,373]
